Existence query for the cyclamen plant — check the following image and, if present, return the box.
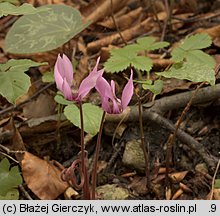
[54,53,134,199]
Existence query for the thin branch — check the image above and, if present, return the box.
[18,185,33,200]
[209,159,220,200]
[165,82,204,192]
[110,0,128,45]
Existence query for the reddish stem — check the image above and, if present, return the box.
[79,102,90,199]
[91,111,106,199]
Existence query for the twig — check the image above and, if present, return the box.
[172,11,220,23]
[105,140,126,173]
[209,159,220,200]
[160,0,173,41]
[0,151,19,163]
[141,110,218,169]
[110,0,127,45]
[150,0,162,31]
[0,144,25,155]
[18,185,33,200]
[165,82,204,193]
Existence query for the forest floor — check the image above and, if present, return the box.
[0,0,220,200]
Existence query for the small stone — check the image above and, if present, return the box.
[122,140,145,173]
[96,184,130,200]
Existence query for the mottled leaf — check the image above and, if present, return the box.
[5,4,89,54]
[0,2,48,18]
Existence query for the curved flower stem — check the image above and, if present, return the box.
[79,102,90,199]
[91,111,106,199]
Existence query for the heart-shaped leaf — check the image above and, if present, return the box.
[5,4,89,54]
[64,103,103,135]
[0,158,22,197]
[0,59,46,104]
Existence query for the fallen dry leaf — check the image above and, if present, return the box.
[169,171,188,183]
[64,187,79,200]
[2,117,26,151]
[87,17,154,53]
[98,7,143,30]
[213,189,220,200]
[82,0,127,24]
[20,152,68,200]
[172,188,184,200]
[128,176,148,196]
[22,93,56,119]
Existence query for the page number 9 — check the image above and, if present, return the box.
[210,204,216,212]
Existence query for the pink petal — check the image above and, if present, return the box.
[62,78,73,100]
[77,57,104,101]
[54,55,64,91]
[77,69,104,101]
[95,76,113,100]
[61,54,73,84]
[101,96,112,113]
[96,76,114,113]
[121,70,134,111]
[54,54,73,91]
[110,80,116,98]
[112,98,120,114]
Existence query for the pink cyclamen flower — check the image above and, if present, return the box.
[54,54,104,101]
[95,70,134,114]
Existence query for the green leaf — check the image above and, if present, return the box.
[42,71,54,83]
[136,37,169,51]
[64,103,103,135]
[171,33,212,62]
[104,49,136,73]
[54,94,72,106]
[180,33,212,50]
[0,158,22,197]
[157,62,215,86]
[131,56,153,72]
[170,47,186,62]
[0,189,19,200]
[186,50,216,68]
[0,2,49,18]
[0,59,46,104]
[104,36,168,73]
[104,48,152,73]
[142,79,163,95]
[5,4,89,54]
